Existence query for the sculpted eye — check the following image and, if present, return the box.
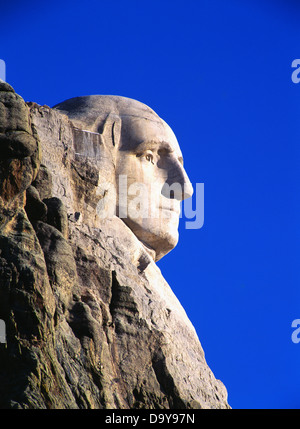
[136,149,155,164]
[145,153,153,163]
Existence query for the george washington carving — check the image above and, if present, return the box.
[54,96,193,261]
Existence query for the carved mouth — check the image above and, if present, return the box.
[159,205,180,215]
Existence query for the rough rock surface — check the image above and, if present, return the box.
[0,83,230,409]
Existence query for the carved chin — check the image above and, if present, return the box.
[153,229,179,261]
[121,217,179,261]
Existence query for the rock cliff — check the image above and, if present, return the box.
[0,83,230,409]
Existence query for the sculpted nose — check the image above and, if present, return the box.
[182,173,194,200]
[162,159,194,201]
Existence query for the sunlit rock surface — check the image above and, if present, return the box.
[0,83,229,409]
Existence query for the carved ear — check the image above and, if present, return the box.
[95,113,121,148]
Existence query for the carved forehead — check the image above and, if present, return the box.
[119,115,181,155]
[53,94,181,153]
[53,95,160,130]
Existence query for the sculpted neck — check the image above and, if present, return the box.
[140,240,157,262]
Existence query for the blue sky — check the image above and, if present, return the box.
[1,0,300,409]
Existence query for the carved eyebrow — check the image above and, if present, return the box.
[133,140,174,154]
[133,141,184,166]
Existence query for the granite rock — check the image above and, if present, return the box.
[0,83,230,409]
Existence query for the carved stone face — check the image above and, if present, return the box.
[116,114,193,260]
[53,95,193,261]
